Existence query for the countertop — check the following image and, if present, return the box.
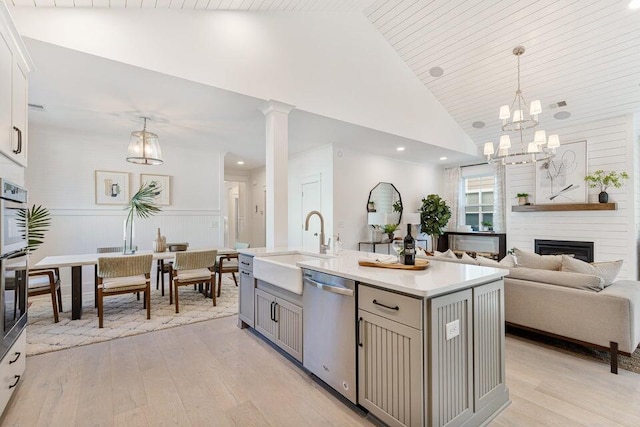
[238,248,508,298]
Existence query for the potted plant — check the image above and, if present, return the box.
[16,205,51,254]
[481,220,493,232]
[516,193,530,206]
[382,223,398,241]
[419,194,451,254]
[584,170,630,203]
[392,200,402,214]
[124,181,162,254]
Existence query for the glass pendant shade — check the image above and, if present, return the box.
[126,118,164,165]
[483,142,495,156]
[499,105,510,120]
[534,130,547,144]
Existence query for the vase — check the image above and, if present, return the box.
[123,217,136,254]
[153,228,166,252]
[598,191,609,203]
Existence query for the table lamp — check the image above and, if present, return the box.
[367,212,386,242]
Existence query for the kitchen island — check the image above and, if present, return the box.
[237,248,510,427]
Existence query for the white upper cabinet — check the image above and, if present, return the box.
[0,3,33,168]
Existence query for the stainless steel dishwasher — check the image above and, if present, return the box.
[302,268,357,404]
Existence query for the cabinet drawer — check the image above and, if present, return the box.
[359,285,422,330]
[238,254,253,271]
[0,330,26,415]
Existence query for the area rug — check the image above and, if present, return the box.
[507,326,640,374]
[26,276,238,356]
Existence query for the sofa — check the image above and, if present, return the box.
[423,248,640,373]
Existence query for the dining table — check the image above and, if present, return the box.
[34,247,236,320]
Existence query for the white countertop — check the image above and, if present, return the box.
[238,248,508,298]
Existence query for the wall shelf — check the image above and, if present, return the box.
[511,203,617,212]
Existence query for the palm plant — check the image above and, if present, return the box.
[16,205,51,254]
[123,181,162,253]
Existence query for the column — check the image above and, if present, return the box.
[259,100,294,247]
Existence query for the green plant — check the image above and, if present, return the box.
[392,199,403,213]
[383,223,398,234]
[516,193,529,198]
[584,170,630,192]
[481,220,492,227]
[16,205,51,254]
[419,194,451,253]
[124,181,162,252]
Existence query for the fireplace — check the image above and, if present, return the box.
[534,240,594,262]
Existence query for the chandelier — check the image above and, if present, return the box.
[126,117,164,165]
[483,46,560,165]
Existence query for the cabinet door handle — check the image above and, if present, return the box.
[273,302,278,323]
[8,375,20,389]
[270,301,275,321]
[12,126,22,154]
[372,299,399,311]
[241,261,250,266]
[241,271,250,276]
[358,317,364,347]
[8,352,21,364]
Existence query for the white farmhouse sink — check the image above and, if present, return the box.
[253,253,330,295]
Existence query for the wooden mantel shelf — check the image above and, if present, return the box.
[512,203,617,212]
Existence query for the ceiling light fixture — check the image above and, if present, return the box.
[126,117,163,165]
[483,46,559,165]
[396,146,405,151]
[629,0,640,9]
[440,156,447,161]
[237,161,245,165]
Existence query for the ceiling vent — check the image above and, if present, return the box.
[548,101,567,109]
[28,103,46,111]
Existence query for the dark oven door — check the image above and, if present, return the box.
[0,250,27,359]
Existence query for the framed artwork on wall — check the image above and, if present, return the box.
[140,174,171,206]
[95,170,130,205]
[535,140,587,204]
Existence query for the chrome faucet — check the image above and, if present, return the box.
[304,210,331,254]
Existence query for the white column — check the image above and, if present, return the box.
[259,100,294,247]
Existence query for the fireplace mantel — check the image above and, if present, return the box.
[512,203,617,212]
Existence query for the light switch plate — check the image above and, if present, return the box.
[446,319,460,341]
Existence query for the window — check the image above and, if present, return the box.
[464,175,494,231]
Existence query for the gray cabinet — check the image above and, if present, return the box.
[0,330,25,416]
[254,288,303,362]
[358,284,423,427]
[428,289,474,427]
[238,254,255,328]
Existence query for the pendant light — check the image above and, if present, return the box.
[126,117,163,165]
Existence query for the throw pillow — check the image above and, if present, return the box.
[460,252,477,264]
[560,255,623,287]
[477,256,501,267]
[507,267,604,292]
[499,254,516,268]
[434,249,457,259]
[513,248,562,271]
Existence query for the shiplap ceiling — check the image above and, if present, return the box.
[365,0,640,148]
[9,0,375,11]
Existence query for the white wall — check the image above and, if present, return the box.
[506,115,638,280]
[26,125,225,292]
[333,146,443,251]
[288,144,333,249]
[10,8,477,157]
[247,166,266,249]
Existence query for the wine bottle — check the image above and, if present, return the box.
[403,224,415,265]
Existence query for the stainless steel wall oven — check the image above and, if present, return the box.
[0,179,28,359]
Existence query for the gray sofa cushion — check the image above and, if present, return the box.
[561,255,623,287]
[514,248,562,270]
[507,267,604,292]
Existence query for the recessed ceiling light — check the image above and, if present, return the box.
[553,111,571,120]
[472,121,485,129]
[629,0,640,9]
[440,156,447,161]
[237,161,245,165]
[429,67,444,78]
[396,146,405,152]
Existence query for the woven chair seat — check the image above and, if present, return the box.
[101,274,148,290]
[177,268,213,282]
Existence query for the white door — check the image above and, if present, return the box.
[302,180,321,250]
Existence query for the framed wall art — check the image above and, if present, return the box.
[140,174,171,206]
[95,170,130,205]
[535,140,587,204]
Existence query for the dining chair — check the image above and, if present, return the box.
[96,254,152,328]
[155,243,188,297]
[28,268,63,323]
[215,242,250,297]
[95,246,137,307]
[170,249,217,313]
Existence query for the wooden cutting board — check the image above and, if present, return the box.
[358,259,429,270]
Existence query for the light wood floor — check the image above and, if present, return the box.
[2,317,640,427]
